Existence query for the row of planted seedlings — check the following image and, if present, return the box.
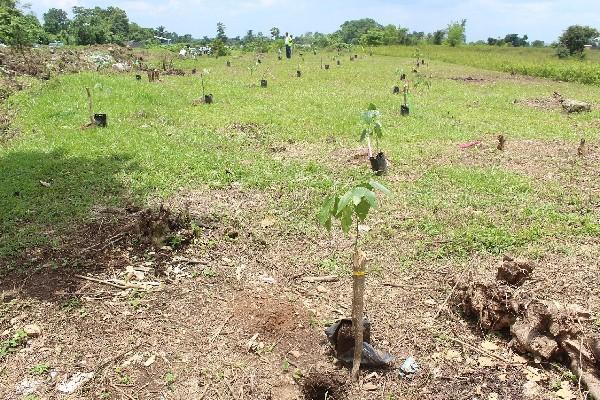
[313,63,434,379]
[316,103,394,382]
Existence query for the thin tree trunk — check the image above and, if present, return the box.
[85,87,94,124]
[351,249,367,381]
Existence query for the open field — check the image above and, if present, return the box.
[1,48,600,399]
[375,45,600,85]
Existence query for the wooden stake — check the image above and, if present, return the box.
[577,138,586,157]
[351,250,367,381]
[85,87,93,124]
[497,134,506,151]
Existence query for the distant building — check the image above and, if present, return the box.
[154,36,172,45]
[584,44,593,50]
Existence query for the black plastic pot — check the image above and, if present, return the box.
[324,64,330,70]
[421,59,425,65]
[354,54,358,59]
[204,94,213,104]
[393,86,400,94]
[278,55,282,61]
[261,79,268,88]
[257,59,262,64]
[337,60,341,66]
[401,105,410,116]
[191,68,196,74]
[313,50,317,55]
[135,74,141,80]
[94,113,107,127]
[226,61,231,67]
[400,73,406,80]
[369,152,387,174]
[296,70,302,78]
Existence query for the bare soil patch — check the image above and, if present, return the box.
[2,185,600,399]
[516,96,562,111]
[453,137,600,190]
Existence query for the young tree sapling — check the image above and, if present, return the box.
[199,68,212,103]
[318,180,391,381]
[360,104,386,173]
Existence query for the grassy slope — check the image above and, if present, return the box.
[1,50,599,259]
[374,45,600,85]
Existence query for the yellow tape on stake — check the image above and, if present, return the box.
[353,271,367,277]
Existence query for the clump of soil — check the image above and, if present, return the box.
[133,205,192,247]
[301,373,346,400]
[496,255,535,286]
[453,256,600,398]
[233,295,302,338]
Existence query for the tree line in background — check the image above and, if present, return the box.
[1,1,598,59]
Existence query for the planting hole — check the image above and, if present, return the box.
[302,373,346,400]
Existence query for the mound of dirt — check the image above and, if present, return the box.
[496,255,535,286]
[453,256,600,398]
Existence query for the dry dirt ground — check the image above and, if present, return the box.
[1,174,599,400]
[2,58,600,398]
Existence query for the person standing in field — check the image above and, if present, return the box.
[285,32,293,59]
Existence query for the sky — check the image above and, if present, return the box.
[26,0,600,43]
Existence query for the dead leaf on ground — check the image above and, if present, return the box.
[478,356,497,368]
[445,349,463,362]
[481,341,499,351]
[525,366,546,383]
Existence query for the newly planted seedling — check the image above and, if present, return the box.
[260,67,272,87]
[319,180,390,381]
[296,63,302,78]
[199,69,213,104]
[401,85,410,116]
[360,104,386,174]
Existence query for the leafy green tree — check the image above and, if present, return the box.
[104,6,129,42]
[243,29,254,43]
[216,22,227,41]
[432,29,445,45]
[128,22,154,42]
[0,1,43,48]
[558,25,599,56]
[270,26,280,39]
[211,38,229,57]
[337,18,382,44]
[359,28,384,46]
[504,33,528,47]
[446,19,466,47]
[531,40,545,48]
[43,8,69,35]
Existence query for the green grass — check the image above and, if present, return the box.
[375,45,600,85]
[1,49,599,259]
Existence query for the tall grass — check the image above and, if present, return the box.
[375,45,600,85]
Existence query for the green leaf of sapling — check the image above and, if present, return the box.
[336,189,353,217]
[340,205,353,234]
[354,199,371,222]
[318,196,337,230]
[368,179,391,196]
